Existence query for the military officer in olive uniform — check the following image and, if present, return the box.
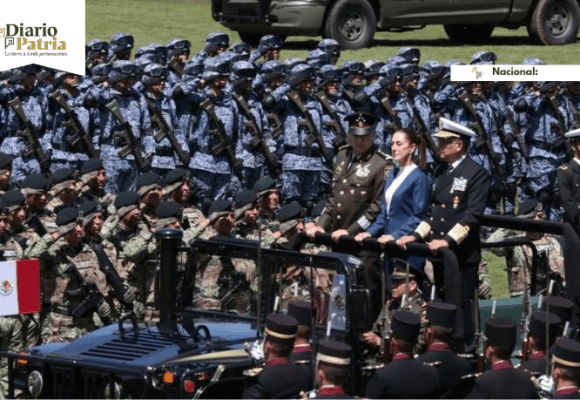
[398,118,492,349]
[307,111,391,318]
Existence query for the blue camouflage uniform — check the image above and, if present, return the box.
[189,55,240,209]
[267,64,328,206]
[94,61,154,194]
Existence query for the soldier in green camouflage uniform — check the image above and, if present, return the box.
[20,174,52,239]
[136,172,163,232]
[254,177,280,233]
[41,169,79,234]
[2,190,41,348]
[487,199,565,297]
[233,190,276,306]
[25,207,113,344]
[107,191,156,321]
[162,168,205,230]
[0,199,25,397]
[190,199,251,313]
[362,260,427,354]
[80,201,137,321]
[77,158,116,217]
[0,152,13,196]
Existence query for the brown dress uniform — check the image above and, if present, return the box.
[317,145,390,235]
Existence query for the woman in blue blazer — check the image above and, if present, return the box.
[355,128,431,288]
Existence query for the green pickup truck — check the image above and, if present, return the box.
[211,0,580,49]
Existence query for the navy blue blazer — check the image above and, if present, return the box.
[367,165,431,239]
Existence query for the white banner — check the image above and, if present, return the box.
[0,0,85,75]
[451,65,580,82]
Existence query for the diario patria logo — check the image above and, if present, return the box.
[2,23,67,52]
[0,0,85,75]
[471,67,483,80]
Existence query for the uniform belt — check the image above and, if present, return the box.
[285,147,320,157]
[155,147,174,157]
[52,305,73,317]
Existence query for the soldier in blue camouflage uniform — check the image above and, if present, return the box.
[189,54,240,211]
[230,61,278,188]
[94,61,155,194]
[166,39,191,89]
[200,32,230,65]
[249,35,283,64]
[229,42,252,61]
[45,72,95,172]
[85,39,109,77]
[364,59,385,85]
[264,64,328,207]
[109,32,134,62]
[172,60,206,145]
[317,38,341,65]
[368,64,414,151]
[519,81,573,220]
[340,60,367,112]
[141,64,189,174]
[2,65,51,184]
[306,49,331,72]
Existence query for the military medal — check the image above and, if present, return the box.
[451,177,467,193]
[355,164,371,178]
[453,196,460,209]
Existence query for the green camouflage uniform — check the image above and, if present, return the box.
[372,293,427,354]
[109,222,156,320]
[487,228,565,297]
[25,235,111,343]
[0,316,23,397]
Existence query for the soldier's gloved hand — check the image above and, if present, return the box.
[247,339,265,365]
[97,300,112,319]
[123,286,137,304]
[203,41,219,55]
[536,375,555,398]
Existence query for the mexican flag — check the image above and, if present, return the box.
[0,260,41,317]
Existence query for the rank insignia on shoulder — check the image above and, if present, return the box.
[338,144,351,151]
[559,165,569,170]
[376,148,392,161]
[243,367,263,377]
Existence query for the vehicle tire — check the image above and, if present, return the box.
[443,24,495,43]
[528,0,580,45]
[238,32,262,47]
[323,0,377,49]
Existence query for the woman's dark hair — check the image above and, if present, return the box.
[396,128,426,169]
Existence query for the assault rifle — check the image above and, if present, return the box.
[8,97,51,176]
[106,99,151,172]
[92,243,134,312]
[64,262,111,323]
[401,90,438,156]
[314,90,348,150]
[561,87,580,129]
[232,91,280,177]
[545,93,571,154]
[146,97,190,166]
[49,90,98,158]
[458,92,506,179]
[287,90,334,166]
[266,113,283,139]
[379,96,401,131]
[479,93,521,166]
[199,98,245,183]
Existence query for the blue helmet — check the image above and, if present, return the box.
[364,59,385,79]
[522,57,545,66]
[202,54,230,82]
[91,63,112,84]
[142,63,168,86]
[167,39,191,60]
[317,38,341,57]
[471,51,497,65]
[108,60,137,83]
[261,60,285,83]
[258,35,284,53]
[183,60,205,81]
[306,49,330,71]
[229,42,252,58]
[396,47,420,64]
[110,32,134,54]
[378,64,402,85]
[288,64,315,88]
[318,64,341,87]
[86,39,109,60]
[206,32,230,49]
[135,44,167,65]
[230,61,256,86]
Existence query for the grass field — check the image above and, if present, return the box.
[87,0,565,299]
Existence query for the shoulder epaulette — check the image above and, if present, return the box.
[338,144,352,152]
[243,367,263,377]
[559,164,569,170]
[376,148,392,161]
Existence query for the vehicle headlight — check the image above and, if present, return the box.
[104,382,121,399]
[27,370,43,398]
